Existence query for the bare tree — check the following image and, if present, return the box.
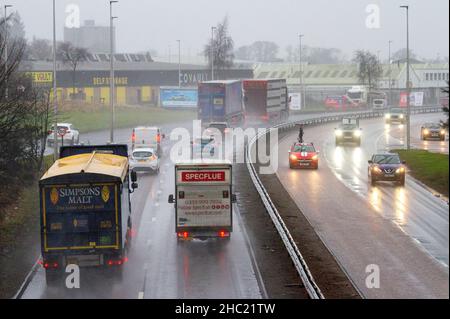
[27,37,53,60]
[0,17,53,211]
[353,50,383,90]
[57,42,88,98]
[204,17,234,75]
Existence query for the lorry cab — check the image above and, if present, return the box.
[168,160,236,241]
[39,145,137,284]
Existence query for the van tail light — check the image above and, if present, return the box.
[106,257,128,266]
[156,134,161,143]
[132,132,136,142]
[42,260,59,269]
[218,230,230,238]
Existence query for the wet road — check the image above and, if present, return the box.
[21,123,263,299]
[275,112,449,298]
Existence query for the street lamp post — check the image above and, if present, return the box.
[299,34,305,110]
[400,5,410,150]
[4,4,12,100]
[211,27,216,81]
[388,40,393,107]
[52,0,58,160]
[177,40,181,88]
[109,1,118,144]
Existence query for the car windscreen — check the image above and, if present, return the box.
[373,155,401,164]
[133,151,153,158]
[340,124,357,130]
[389,108,403,114]
[426,124,441,129]
[293,145,315,152]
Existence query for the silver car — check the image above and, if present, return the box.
[129,148,160,174]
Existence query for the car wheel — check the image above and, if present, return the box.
[399,176,405,186]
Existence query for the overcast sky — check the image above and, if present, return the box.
[7,0,450,60]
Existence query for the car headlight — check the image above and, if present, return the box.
[385,114,391,119]
[423,129,429,135]
[353,130,362,137]
[373,166,382,174]
[441,130,446,135]
[399,114,404,119]
[312,155,319,161]
[290,154,297,161]
[396,167,405,174]
[335,130,343,136]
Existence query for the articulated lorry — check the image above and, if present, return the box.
[168,161,235,241]
[39,145,137,284]
[242,79,289,124]
[197,80,244,125]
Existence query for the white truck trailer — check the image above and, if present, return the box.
[168,161,235,241]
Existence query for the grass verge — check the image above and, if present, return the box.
[59,106,196,133]
[0,156,54,298]
[393,149,449,197]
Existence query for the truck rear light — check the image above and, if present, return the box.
[218,231,230,238]
[178,231,189,239]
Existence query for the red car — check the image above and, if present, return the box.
[289,142,319,169]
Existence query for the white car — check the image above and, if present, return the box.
[129,148,160,174]
[47,123,80,146]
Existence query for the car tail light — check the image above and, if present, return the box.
[156,134,161,143]
[107,258,127,266]
[132,131,136,142]
[42,261,59,269]
[218,230,230,238]
[261,115,269,122]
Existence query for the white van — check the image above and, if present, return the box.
[168,161,235,241]
[131,126,164,156]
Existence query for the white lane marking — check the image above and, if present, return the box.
[138,291,144,299]
[152,217,157,222]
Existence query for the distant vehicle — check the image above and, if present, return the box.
[420,123,446,141]
[324,95,349,111]
[243,79,289,124]
[39,145,137,284]
[345,86,387,109]
[47,123,80,146]
[372,98,387,110]
[191,137,218,159]
[168,161,236,241]
[335,118,362,146]
[132,126,164,156]
[288,142,319,169]
[198,80,244,125]
[129,148,160,174]
[385,108,406,124]
[346,86,368,107]
[368,153,406,186]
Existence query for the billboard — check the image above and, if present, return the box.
[160,87,198,108]
[289,93,302,110]
[399,92,424,107]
